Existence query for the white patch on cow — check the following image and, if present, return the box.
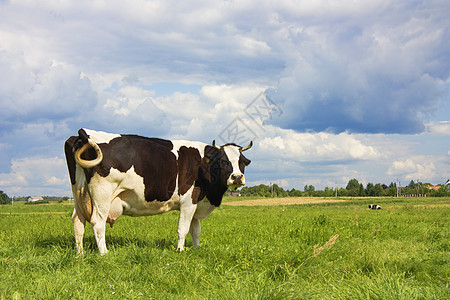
[91,166,182,217]
[83,128,121,144]
[170,140,207,158]
[176,184,198,250]
[223,145,245,186]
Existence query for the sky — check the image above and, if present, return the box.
[0,0,449,197]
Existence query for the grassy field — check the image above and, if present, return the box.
[0,197,448,299]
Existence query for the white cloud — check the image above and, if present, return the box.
[387,156,449,183]
[258,129,379,162]
[0,156,69,196]
[387,159,418,175]
[425,121,450,136]
[0,51,97,126]
[0,0,449,196]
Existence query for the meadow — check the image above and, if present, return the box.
[0,197,448,299]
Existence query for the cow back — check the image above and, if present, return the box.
[93,135,178,202]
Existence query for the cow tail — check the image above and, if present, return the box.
[74,139,103,168]
[65,136,93,222]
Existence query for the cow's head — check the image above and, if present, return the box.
[206,140,252,189]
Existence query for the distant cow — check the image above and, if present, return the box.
[368,204,381,210]
[65,129,252,255]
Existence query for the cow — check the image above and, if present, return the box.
[64,128,252,255]
[368,204,381,210]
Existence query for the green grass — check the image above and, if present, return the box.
[0,198,448,299]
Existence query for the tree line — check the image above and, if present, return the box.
[1,179,448,205]
[237,179,449,197]
[0,192,71,205]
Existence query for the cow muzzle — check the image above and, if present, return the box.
[227,173,245,189]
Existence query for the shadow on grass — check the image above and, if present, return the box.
[35,235,175,252]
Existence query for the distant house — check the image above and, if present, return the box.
[425,186,440,191]
[28,196,44,202]
[227,192,241,197]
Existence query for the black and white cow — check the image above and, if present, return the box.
[64,129,252,255]
[368,204,381,210]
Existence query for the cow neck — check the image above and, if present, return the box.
[201,146,228,207]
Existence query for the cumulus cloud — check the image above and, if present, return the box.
[258,128,378,162]
[98,86,169,136]
[0,156,68,196]
[387,155,449,183]
[425,121,450,136]
[266,1,450,134]
[0,0,449,195]
[0,51,97,132]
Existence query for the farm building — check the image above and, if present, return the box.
[228,192,241,197]
[425,185,441,191]
[27,196,43,202]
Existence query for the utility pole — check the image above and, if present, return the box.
[396,178,399,197]
[417,179,420,196]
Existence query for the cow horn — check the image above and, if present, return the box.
[212,140,221,150]
[75,140,103,168]
[241,141,253,151]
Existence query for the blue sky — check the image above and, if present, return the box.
[0,0,449,196]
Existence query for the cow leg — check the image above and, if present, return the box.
[177,204,197,251]
[88,187,112,255]
[189,218,201,248]
[90,211,108,255]
[90,203,110,255]
[72,208,86,255]
[189,201,215,248]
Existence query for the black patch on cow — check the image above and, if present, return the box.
[195,146,230,207]
[239,155,251,173]
[78,128,90,143]
[193,145,251,207]
[177,146,202,197]
[64,136,78,185]
[89,135,178,202]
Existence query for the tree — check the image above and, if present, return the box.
[373,183,384,196]
[366,183,375,196]
[304,185,315,196]
[346,179,360,196]
[408,180,417,189]
[434,185,449,197]
[323,186,335,197]
[289,188,302,197]
[0,191,11,205]
[384,182,397,196]
[359,183,366,196]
